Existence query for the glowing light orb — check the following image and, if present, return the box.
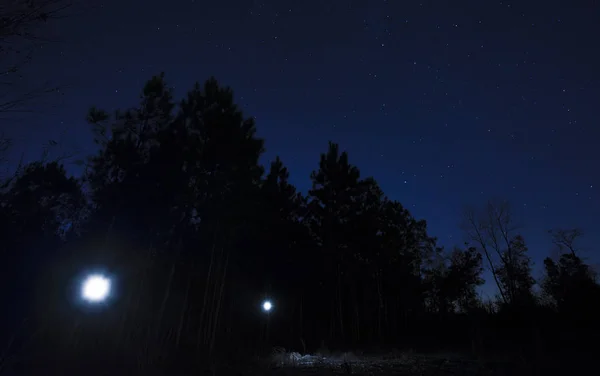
[81,274,111,302]
[262,300,273,312]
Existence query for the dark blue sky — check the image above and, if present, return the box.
[3,0,599,297]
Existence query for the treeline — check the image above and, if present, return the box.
[0,74,598,370]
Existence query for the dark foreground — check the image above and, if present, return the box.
[218,350,583,376]
[4,348,587,375]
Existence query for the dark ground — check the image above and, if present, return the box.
[1,348,589,376]
[214,348,587,376]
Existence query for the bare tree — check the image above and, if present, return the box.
[0,0,73,115]
[463,200,533,305]
[549,228,583,258]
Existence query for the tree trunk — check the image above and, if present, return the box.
[299,293,305,352]
[156,261,176,340]
[376,271,384,342]
[209,247,229,355]
[176,268,193,347]
[337,263,344,341]
[329,300,335,341]
[197,227,218,349]
[353,289,360,344]
[479,242,508,304]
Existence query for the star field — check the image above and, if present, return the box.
[3,0,599,292]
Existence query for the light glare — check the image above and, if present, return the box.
[262,300,272,312]
[82,274,111,302]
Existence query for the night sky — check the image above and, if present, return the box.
[3,0,599,297]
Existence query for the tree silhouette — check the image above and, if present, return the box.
[542,253,599,315]
[250,156,305,291]
[548,228,583,257]
[1,73,598,373]
[0,160,84,353]
[464,200,535,307]
[304,142,438,346]
[83,74,267,366]
[495,234,536,307]
[307,141,363,343]
[424,246,484,314]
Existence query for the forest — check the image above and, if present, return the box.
[1,74,599,374]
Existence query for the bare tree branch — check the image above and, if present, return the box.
[463,205,508,305]
[0,1,72,43]
[549,228,583,258]
[463,200,535,306]
[0,1,72,115]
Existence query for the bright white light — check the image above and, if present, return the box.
[262,300,272,312]
[81,274,111,302]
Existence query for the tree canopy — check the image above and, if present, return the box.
[1,73,598,372]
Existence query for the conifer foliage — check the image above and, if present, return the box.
[0,74,598,371]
